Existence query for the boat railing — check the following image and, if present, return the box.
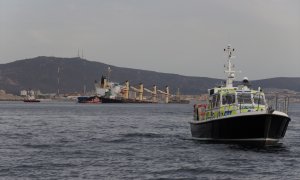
[195,95,290,121]
[266,95,289,114]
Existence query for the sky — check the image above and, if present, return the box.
[0,0,299,80]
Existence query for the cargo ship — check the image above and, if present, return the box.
[79,67,190,104]
[98,77,156,103]
[190,45,291,146]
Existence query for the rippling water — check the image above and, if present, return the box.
[0,101,299,179]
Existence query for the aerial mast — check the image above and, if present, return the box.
[224,44,236,88]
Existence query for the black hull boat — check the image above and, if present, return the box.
[190,112,290,146]
[190,45,291,146]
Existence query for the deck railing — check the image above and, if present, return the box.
[266,95,289,114]
[195,96,290,121]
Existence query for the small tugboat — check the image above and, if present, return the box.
[190,45,291,146]
[77,76,103,104]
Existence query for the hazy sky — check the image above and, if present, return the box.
[0,0,299,80]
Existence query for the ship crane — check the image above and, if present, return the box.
[130,83,144,101]
[157,86,170,103]
[122,80,130,99]
[144,85,157,102]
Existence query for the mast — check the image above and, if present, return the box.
[107,66,111,83]
[224,44,236,88]
[176,88,180,101]
[57,66,60,96]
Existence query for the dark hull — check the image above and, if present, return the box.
[101,97,155,103]
[77,96,101,104]
[24,99,40,103]
[190,113,290,146]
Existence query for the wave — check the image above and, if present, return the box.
[147,167,247,178]
[121,132,165,139]
[100,132,165,143]
[22,143,54,149]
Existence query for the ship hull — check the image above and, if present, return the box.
[24,99,40,103]
[77,96,101,104]
[190,113,290,146]
[101,97,155,103]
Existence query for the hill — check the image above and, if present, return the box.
[252,78,300,92]
[0,56,299,95]
[0,56,220,95]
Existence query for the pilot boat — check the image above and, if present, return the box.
[190,45,291,146]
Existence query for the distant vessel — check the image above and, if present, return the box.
[83,67,189,104]
[95,67,158,104]
[77,83,101,104]
[99,78,155,104]
[190,45,291,146]
[23,90,40,103]
[77,95,101,104]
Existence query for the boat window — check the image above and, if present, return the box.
[212,94,220,108]
[222,94,235,105]
[254,94,265,105]
[237,93,252,104]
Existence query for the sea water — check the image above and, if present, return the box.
[0,101,299,179]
